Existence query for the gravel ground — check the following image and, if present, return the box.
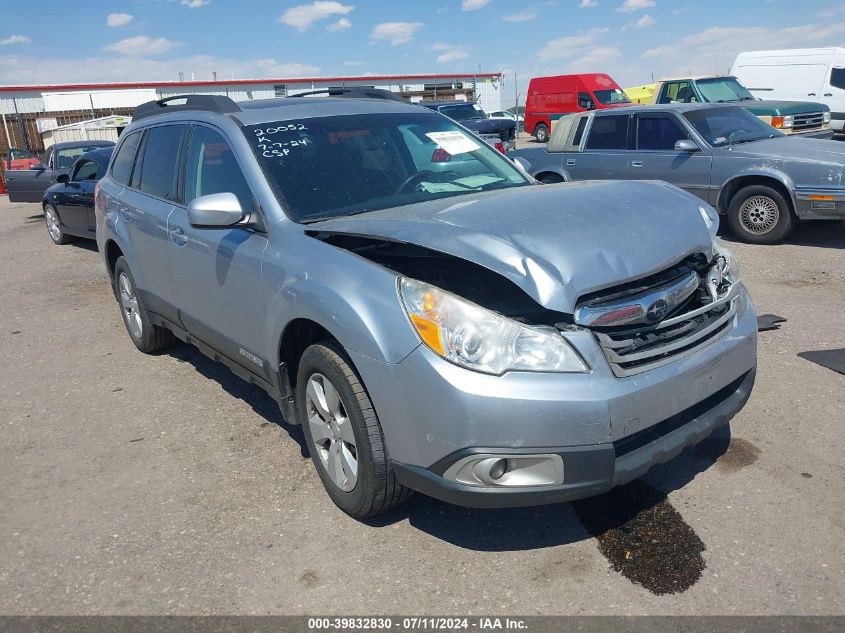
[0,195,842,615]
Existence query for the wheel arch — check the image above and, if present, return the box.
[717,172,796,216]
[535,170,569,184]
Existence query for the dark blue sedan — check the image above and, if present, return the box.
[41,147,114,245]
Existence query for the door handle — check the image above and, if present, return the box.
[566,159,576,166]
[169,226,187,246]
[631,161,643,168]
[808,93,816,96]
[824,93,833,97]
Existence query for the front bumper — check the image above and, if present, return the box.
[351,286,758,507]
[787,128,835,139]
[795,187,845,220]
[393,368,755,508]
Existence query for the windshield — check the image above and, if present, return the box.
[592,88,631,105]
[246,112,529,223]
[437,103,487,121]
[684,106,782,147]
[55,146,108,171]
[696,77,755,103]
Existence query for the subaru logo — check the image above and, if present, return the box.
[646,299,669,322]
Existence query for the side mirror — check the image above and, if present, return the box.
[187,192,244,228]
[675,139,699,152]
[511,156,531,174]
[56,173,69,184]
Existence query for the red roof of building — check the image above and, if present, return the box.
[0,73,502,93]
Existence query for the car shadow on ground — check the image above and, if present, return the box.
[162,339,733,553]
[167,344,308,458]
[365,425,732,552]
[719,220,845,250]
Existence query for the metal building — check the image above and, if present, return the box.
[0,72,504,157]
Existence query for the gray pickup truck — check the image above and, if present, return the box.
[510,103,845,243]
[96,93,757,519]
[4,140,114,203]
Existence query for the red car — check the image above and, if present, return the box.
[525,73,631,142]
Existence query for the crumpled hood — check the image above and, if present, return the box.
[309,180,714,313]
[727,137,845,171]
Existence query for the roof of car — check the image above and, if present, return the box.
[80,147,115,162]
[589,102,740,115]
[657,75,737,82]
[51,140,115,150]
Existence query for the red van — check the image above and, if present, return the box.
[525,73,631,142]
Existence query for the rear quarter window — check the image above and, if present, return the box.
[111,132,142,185]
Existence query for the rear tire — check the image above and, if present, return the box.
[297,341,412,519]
[534,123,549,143]
[727,185,795,244]
[44,204,73,245]
[113,257,176,354]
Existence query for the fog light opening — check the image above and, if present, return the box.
[489,458,508,480]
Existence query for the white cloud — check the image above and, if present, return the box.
[617,0,655,12]
[579,0,598,6]
[536,27,608,60]
[181,0,211,7]
[431,43,470,63]
[622,13,654,30]
[369,22,422,45]
[461,0,490,10]
[503,9,537,22]
[568,46,621,71]
[0,35,31,46]
[326,17,351,31]
[106,13,134,27]
[640,21,845,79]
[103,36,178,56]
[279,1,354,32]
[817,5,845,18]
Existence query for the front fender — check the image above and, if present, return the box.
[263,236,421,369]
[717,167,795,210]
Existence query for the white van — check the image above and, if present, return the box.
[731,48,845,133]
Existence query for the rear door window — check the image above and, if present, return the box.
[111,132,142,185]
[135,125,185,200]
[636,114,689,150]
[585,114,630,150]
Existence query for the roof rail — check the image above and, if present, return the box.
[133,95,241,120]
[289,87,407,103]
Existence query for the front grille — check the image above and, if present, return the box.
[577,261,738,378]
[792,112,826,131]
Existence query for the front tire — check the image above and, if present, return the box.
[113,257,176,354]
[44,204,73,245]
[297,341,412,519]
[727,185,795,244]
[534,123,549,143]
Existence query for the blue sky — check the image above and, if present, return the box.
[2,0,844,98]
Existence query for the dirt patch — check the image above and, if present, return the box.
[715,437,761,473]
[299,570,319,587]
[573,481,706,595]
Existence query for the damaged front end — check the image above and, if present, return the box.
[310,230,742,380]
[571,241,741,377]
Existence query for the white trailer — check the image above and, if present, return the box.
[731,48,845,132]
[40,115,132,149]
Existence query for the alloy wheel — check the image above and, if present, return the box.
[45,207,62,242]
[118,272,143,340]
[739,195,779,235]
[305,372,358,492]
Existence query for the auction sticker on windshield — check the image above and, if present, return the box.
[425,131,479,155]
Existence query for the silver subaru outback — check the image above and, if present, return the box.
[95,92,757,519]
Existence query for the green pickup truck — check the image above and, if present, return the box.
[650,76,833,138]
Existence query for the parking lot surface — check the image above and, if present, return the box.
[0,196,843,615]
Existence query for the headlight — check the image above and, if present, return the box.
[712,237,741,282]
[823,111,832,124]
[398,278,589,375]
[698,204,719,238]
